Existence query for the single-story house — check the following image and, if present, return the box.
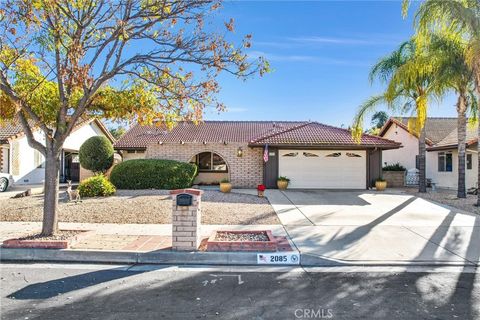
[379,117,478,189]
[0,118,115,185]
[114,121,400,189]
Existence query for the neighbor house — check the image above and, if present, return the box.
[114,121,400,189]
[0,118,115,185]
[379,117,478,189]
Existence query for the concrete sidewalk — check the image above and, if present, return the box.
[0,221,296,266]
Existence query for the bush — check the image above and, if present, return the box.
[79,136,114,174]
[110,159,198,190]
[78,175,116,197]
[382,163,406,171]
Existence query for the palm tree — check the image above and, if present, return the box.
[425,32,477,198]
[403,0,480,202]
[353,39,438,193]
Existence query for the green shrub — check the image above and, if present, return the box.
[382,163,406,171]
[79,136,114,174]
[277,176,290,182]
[110,159,198,190]
[78,175,116,197]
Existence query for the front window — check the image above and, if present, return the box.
[467,154,472,170]
[190,152,227,172]
[438,152,453,172]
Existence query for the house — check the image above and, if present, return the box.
[0,118,115,185]
[379,117,478,189]
[114,121,400,189]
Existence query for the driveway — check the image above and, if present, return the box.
[266,189,480,266]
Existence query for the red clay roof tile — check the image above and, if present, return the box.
[115,121,400,149]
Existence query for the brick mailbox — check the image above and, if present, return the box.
[170,188,203,251]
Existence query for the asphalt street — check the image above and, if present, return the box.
[1,263,479,320]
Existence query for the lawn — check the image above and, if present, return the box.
[0,190,280,225]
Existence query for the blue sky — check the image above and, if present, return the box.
[203,0,458,127]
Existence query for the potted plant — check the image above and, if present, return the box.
[219,178,232,193]
[257,184,266,197]
[277,176,290,190]
[375,178,387,191]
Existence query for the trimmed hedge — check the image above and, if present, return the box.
[110,159,197,190]
[382,163,406,171]
[79,136,114,174]
[78,175,116,197]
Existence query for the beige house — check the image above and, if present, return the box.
[114,121,400,189]
[379,117,478,190]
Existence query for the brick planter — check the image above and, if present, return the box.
[2,230,94,249]
[206,230,278,252]
[382,171,405,188]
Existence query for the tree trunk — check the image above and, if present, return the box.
[477,92,480,206]
[418,125,427,193]
[457,94,467,198]
[475,68,480,206]
[41,149,61,236]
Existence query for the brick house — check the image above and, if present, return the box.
[114,121,400,189]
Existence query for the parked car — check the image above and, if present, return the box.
[0,173,13,192]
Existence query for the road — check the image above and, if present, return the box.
[1,263,479,319]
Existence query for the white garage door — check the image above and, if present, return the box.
[278,150,366,189]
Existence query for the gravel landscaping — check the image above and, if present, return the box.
[403,187,480,214]
[0,190,280,225]
[214,231,270,242]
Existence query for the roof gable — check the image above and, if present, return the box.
[379,117,458,145]
[0,118,114,143]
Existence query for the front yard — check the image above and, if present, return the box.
[404,187,480,214]
[0,190,280,225]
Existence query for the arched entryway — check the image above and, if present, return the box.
[189,151,229,185]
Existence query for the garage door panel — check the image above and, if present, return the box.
[279,150,366,189]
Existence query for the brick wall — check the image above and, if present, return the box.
[382,171,405,187]
[146,142,263,188]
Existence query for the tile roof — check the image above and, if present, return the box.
[381,117,458,145]
[0,118,114,143]
[114,121,401,149]
[249,121,400,147]
[428,123,478,149]
[0,119,26,143]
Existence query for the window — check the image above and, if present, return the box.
[190,152,227,172]
[326,152,341,158]
[303,152,318,157]
[34,149,45,168]
[438,152,453,172]
[346,152,362,158]
[282,152,298,157]
[415,155,420,170]
[467,154,472,170]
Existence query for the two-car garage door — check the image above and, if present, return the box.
[278,149,366,189]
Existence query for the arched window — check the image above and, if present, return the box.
[190,152,228,172]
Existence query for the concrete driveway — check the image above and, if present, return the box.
[266,189,480,266]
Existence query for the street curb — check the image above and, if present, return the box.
[1,248,475,267]
[0,248,301,266]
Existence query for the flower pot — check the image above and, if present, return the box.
[375,181,387,191]
[258,190,265,198]
[220,182,232,193]
[277,180,289,190]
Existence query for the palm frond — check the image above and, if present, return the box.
[351,95,387,142]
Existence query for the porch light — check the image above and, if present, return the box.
[237,147,243,157]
